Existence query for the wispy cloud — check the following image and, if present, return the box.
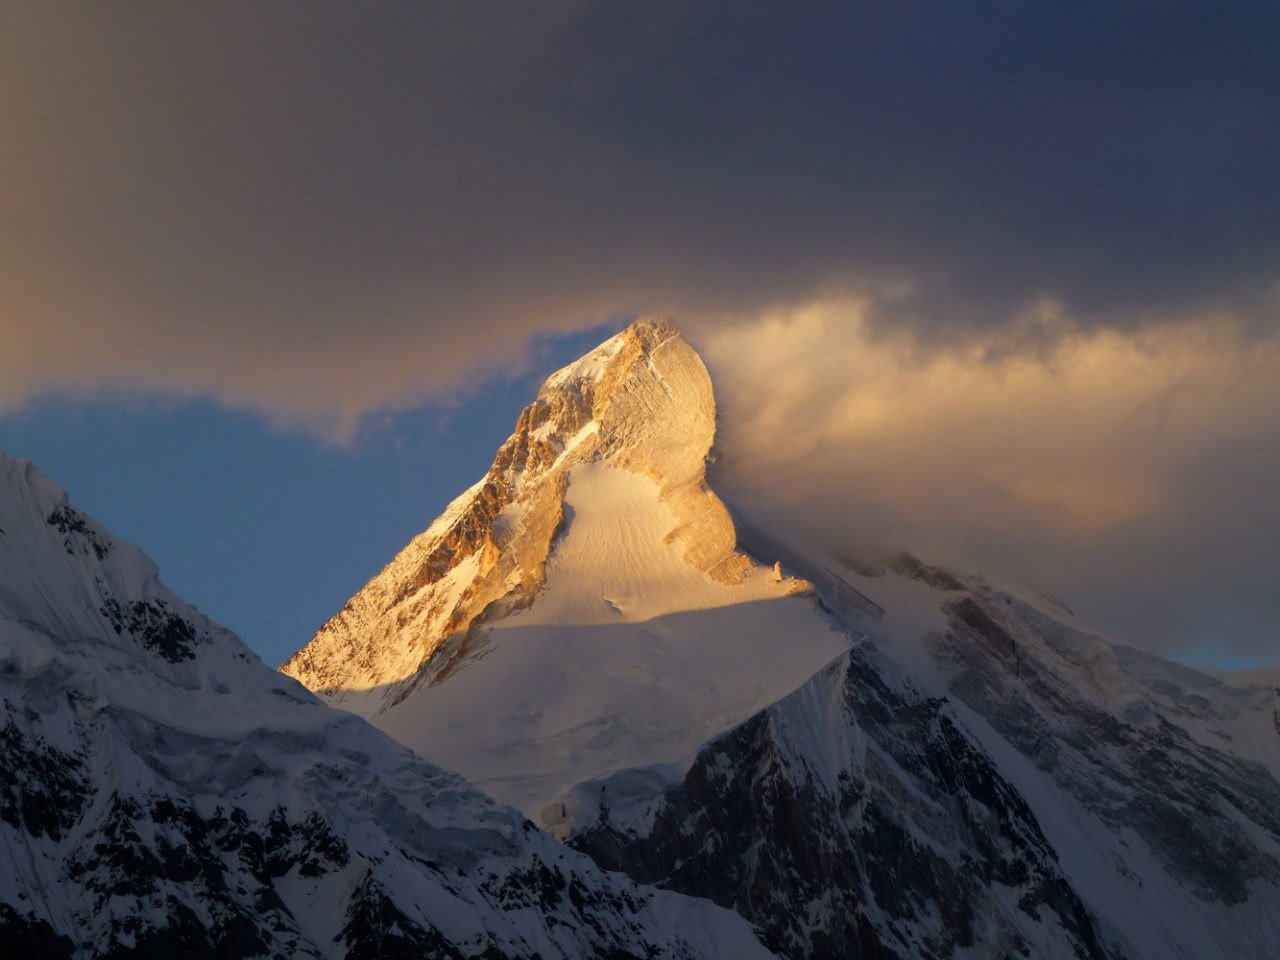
[699,299,1280,663]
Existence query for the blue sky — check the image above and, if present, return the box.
[0,326,613,667]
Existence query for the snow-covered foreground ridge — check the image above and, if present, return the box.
[0,453,775,959]
[282,317,852,818]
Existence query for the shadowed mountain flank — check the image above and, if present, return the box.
[0,452,776,959]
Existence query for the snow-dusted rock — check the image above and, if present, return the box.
[569,540,1280,960]
[570,645,1116,960]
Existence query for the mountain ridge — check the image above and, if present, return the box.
[0,450,776,959]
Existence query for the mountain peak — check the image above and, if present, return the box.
[541,315,681,392]
[280,318,846,818]
[282,316,760,691]
[490,315,702,487]
[0,452,233,668]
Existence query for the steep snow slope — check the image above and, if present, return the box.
[283,318,850,820]
[569,541,1280,960]
[0,453,776,959]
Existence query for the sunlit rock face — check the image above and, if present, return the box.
[0,453,775,960]
[282,318,755,701]
[282,317,851,821]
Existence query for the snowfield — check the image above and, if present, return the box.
[378,461,851,820]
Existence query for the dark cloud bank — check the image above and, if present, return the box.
[2,2,1278,662]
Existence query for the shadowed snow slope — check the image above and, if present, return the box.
[0,453,775,959]
[568,540,1280,960]
[283,318,851,821]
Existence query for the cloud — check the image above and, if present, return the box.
[2,2,1279,438]
[697,299,1280,665]
[1,3,1277,661]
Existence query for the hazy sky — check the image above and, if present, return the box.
[2,2,1278,666]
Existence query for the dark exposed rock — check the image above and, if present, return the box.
[571,650,1117,960]
[47,505,110,560]
[0,711,91,841]
[338,873,468,960]
[939,591,1280,906]
[886,552,967,592]
[0,903,75,960]
[99,597,204,661]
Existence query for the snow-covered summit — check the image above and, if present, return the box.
[282,318,851,820]
[0,453,248,674]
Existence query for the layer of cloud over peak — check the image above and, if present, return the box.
[3,2,1279,434]
[1,3,1277,662]
[699,300,1280,665]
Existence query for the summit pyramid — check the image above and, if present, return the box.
[281,318,851,822]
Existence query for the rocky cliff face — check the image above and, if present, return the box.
[0,453,775,960]
[570,646,1116,960]
[916,570,1280,957]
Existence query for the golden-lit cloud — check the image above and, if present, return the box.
[4,3,1279,444]
[1,4,1278,661]
[695,300,1280,661]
